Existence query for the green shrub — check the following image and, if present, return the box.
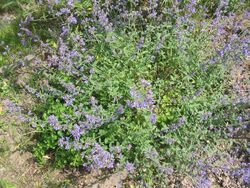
[3,0,249,186]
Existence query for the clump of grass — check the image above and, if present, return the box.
[0,0,30,13]
[0,21,20,45]
[0,179,16,188]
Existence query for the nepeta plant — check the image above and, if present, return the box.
[5,0,249,186]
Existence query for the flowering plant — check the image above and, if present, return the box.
[4,0,249,186]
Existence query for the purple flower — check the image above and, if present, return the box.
[18,115,28,122]
[86,55,95,63]
[125,162,135,174]
[112,146,122,154]
[166,138,176,144]
[83,163,91,172]
[171,116,186,131]
[130,87,139,98]
[195,88,204,97]
[160,166,174,175]
[67,0,74,8]
[61,26,69,36]
[89,68,95,74]
[48,115,62,130]
[48,115,58,126]
[116,105,124,115]
[247,148,250,154]
[72,141,83,150]
[73,35,80,42]
[127,83,156,125]
[24,14,34,24]
[58,137,64,147]
[70,50,78,58]
[20,28,32,36]
[61,81,78,95]
[236,116,243,122]
[88,26,96,34]
[56,8,70,16]
[200,112,212,121]
[95,9,113,31]
[141,79,151,87]
[71,124,83,140]
[4,99,21,113]
[149,10,157,18]
[186,0,197,14]
[82,75,88,84]
[68,16,77,24]
[58,137,71,150]
[63,95,75,106]
[60,8,70,14]
[178,116,186,125]
[31,123,37,128]
[126,100,134,108]
[24,85,36,94]
[89,143,115,170]
[128,85,155,111]
[242,167,250,184]
[197,177,211,188]
[145,148,159,160]
[84,114,102,129]
[156,38,164,53]
[136,37,145,52]
[150,113,157,124]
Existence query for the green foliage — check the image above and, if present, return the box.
[29,18,231,183]
[0,180,16,188]
[2,0,249,186]
[0,0,32,13]
[0,22,18,44]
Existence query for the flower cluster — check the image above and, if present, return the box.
[87,143,115,170]
[127,79,157,124]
